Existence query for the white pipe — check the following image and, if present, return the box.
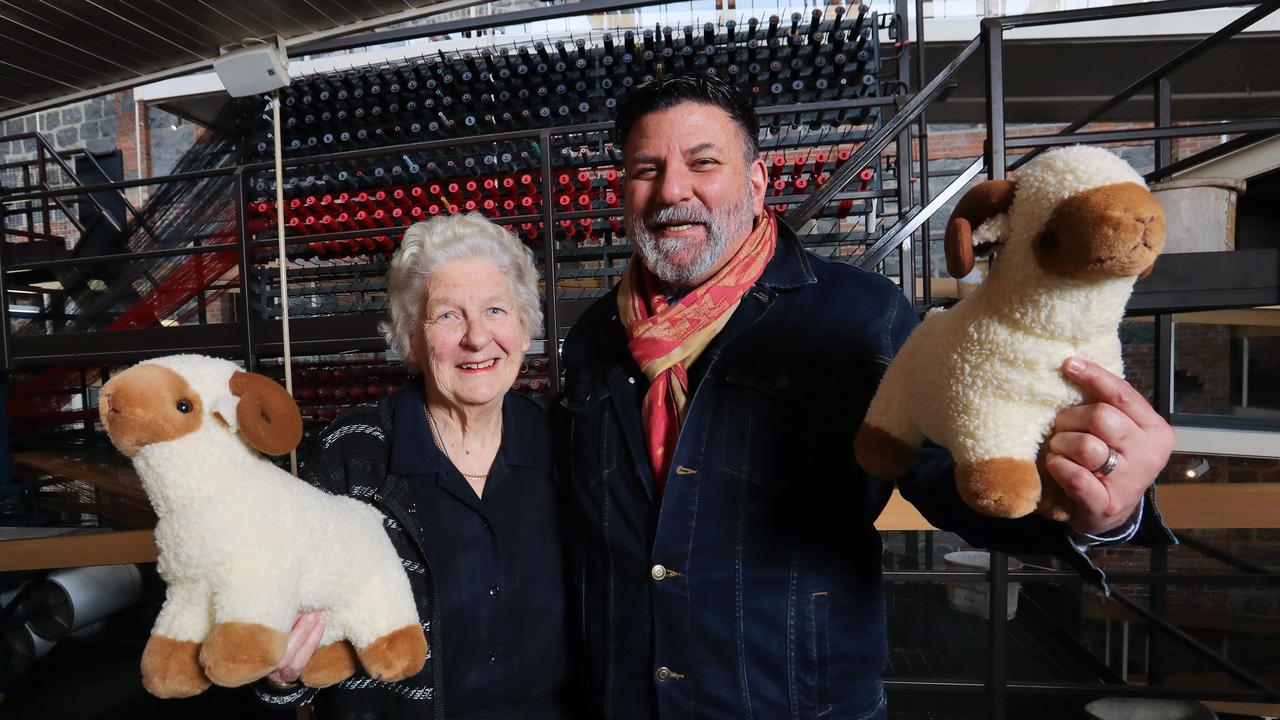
[26,564,142,641]
[272,89,297,476]
[134,99,146,205]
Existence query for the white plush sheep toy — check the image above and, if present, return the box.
[99,354,425,698]
[855,145,1166,520]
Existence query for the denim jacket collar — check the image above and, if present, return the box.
[758,217,817,291]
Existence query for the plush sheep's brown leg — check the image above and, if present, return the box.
[357,625,427,682]
[141,634,211,698]
[1035,449,1075,522]
[955,458,1041,518]
[300,640,360,687]
[854,423,918,479]
[198,621,288,687]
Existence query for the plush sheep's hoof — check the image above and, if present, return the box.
[199,621,288,687]
[854,423,917,479]
[357,625,427,682]
[300,640,359,688]
[141,634,211,698]
[1035,452,1075,522]
[956,458,1040,518]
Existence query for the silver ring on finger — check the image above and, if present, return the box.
[1093,446,1120,477]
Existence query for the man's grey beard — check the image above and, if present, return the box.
[628,184,757,287]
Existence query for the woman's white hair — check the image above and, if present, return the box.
[381,213,543,368]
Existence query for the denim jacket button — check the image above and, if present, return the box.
[627,376,636,384]
[650,564,667,581]
[656,666,672,681]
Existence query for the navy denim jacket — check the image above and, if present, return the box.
[559,221,1174,720]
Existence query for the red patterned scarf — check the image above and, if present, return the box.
[617,211,777,492]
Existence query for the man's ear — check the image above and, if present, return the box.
[748,155,769,215]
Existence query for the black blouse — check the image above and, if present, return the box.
[390,382,570,720]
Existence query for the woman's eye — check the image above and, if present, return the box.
[438,311,457,321]
[487,307,506,315]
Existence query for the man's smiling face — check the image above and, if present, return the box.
[623,101,768,288]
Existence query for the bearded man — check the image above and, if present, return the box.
[558,74,1175,720]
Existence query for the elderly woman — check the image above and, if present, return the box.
[254,213,571,719]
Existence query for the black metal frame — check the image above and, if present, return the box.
[0,92,897,385]
[883,533,1280,713]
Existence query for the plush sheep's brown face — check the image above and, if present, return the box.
[100,364,204,458]
[1033,182,1166,279]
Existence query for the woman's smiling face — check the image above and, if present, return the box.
[413,255,529,410]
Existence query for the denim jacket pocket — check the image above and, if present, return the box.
[805,591,833,718]
[722,354,861,490]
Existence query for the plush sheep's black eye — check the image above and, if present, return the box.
[1039,230,1060,250]
[176,399,193,414]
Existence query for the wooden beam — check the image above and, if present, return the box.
[876,490,935,530]
[1156,483,1280,529]
[0,529,157,572]
[875,483,1280,531]
[2,484,1273,571]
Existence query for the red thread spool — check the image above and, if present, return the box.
[813,152,828,175]
[858,167,875,191]
[791,154,806,176]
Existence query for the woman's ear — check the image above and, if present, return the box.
[229,372,303,456]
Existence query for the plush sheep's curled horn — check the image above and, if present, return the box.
[944,179,1017,278]
[229,371,302,456]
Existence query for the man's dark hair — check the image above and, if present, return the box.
[614,74,760,161]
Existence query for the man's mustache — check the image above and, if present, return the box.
[644,204,714,230]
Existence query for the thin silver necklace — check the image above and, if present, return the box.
[425,404,489,483]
